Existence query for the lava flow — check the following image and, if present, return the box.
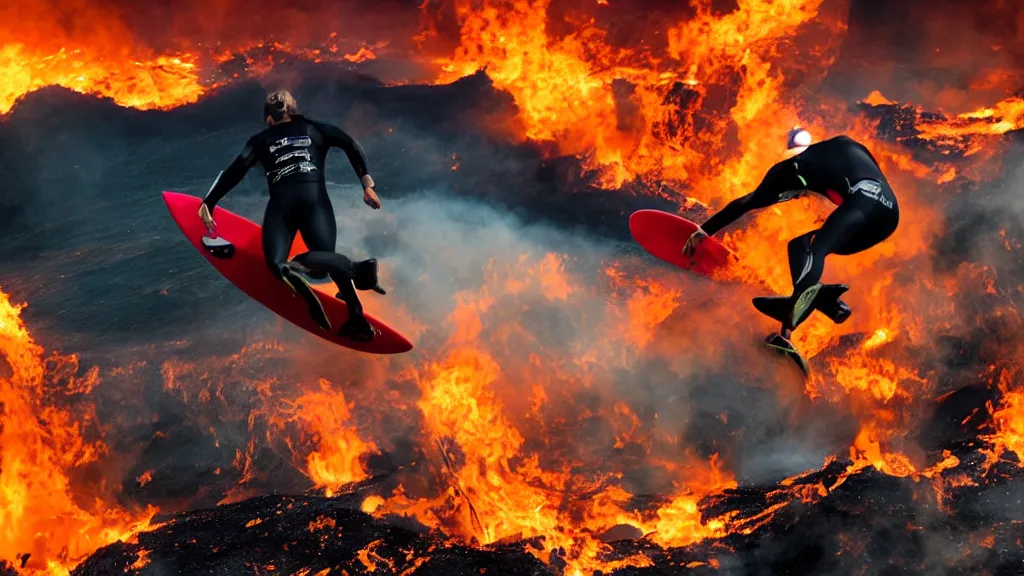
[2,0,1024,575]
[0,292,156,575]
[0,0,392,115]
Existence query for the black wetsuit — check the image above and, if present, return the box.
[701,135,900,327]
[203,114,372,320]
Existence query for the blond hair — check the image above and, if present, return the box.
[264,89,298,123]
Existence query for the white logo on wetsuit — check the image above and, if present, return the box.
[268,137,316,182]
[270,161,318,183]
[269,136,312,154]
[276,150,311,163]
[851,179,893,209]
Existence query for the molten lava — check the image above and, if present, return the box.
[0,291,156,575]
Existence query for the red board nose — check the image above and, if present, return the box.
[628,209,733,276]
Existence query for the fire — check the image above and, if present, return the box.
[0,289,156,574]
[420,0,838,190]
[3,0,1024,573]
[0,43,208,115]
[915,95,1024,143]
[863,90,895,107]
[344,256,740,574]
[641,455,735,547]
[410,3,971,466]
[0,38,389,115]
[0,2,386,117]
[603,265,683,350]
[356,539,391,572]
[281,379,377,496]
[987,369,1024,464]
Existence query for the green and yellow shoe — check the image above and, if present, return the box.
[764,333,810,375]
[788,283,823,330]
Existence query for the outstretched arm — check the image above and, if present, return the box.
[311,120,373,187]
[701,192,761,236]
[700,160,805,236]
[203,136,259,210]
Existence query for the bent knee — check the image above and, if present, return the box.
[788,233,812,251]
[290,251,330,280]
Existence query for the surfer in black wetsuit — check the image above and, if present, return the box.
[198,89,384,342]
[682,128,900,345]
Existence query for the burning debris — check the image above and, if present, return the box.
[2,0,1024,575]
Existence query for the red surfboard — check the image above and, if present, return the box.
[162,191,413,355]
[629,209,734,276]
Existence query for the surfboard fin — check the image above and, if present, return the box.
[347,286,386,297]
[789,283,823,328]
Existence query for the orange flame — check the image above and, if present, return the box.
[1,1,1024,574]
[282,379,377,496]
[0,289,157,574]
[987,369,1024,464]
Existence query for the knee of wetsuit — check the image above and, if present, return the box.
[287,253,327,280]
[789,233,811,249]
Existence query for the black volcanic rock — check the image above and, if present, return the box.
[72,493,552,576]
[68,454,1023,576]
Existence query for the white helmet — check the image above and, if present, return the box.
[787,127,812,150]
